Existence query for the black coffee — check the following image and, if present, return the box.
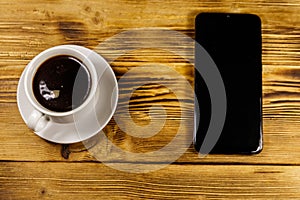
[32,55,91,112]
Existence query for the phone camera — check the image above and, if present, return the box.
[226,14,230,18]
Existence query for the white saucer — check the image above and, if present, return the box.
[17,45,118,144]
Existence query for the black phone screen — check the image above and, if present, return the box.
[194,13,262,154]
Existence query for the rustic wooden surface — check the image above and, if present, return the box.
[1,0,300,199]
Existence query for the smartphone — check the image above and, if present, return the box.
[194,13,262,154]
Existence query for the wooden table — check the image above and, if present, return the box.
[1,0,300,199]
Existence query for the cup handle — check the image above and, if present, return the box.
[27,110,49,132]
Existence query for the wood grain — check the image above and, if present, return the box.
[0,0,299,163]
[0,0,300,199]
[2,101,300,164]
[1,162,300,200]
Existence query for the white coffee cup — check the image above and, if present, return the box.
[17,45,118,143]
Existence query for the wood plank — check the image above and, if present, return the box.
[0,0,298,68]
[1,162,300,199]
[2,102,300,164]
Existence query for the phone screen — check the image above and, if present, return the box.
[194,13,262,154]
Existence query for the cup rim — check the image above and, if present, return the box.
[24,45,98,117]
